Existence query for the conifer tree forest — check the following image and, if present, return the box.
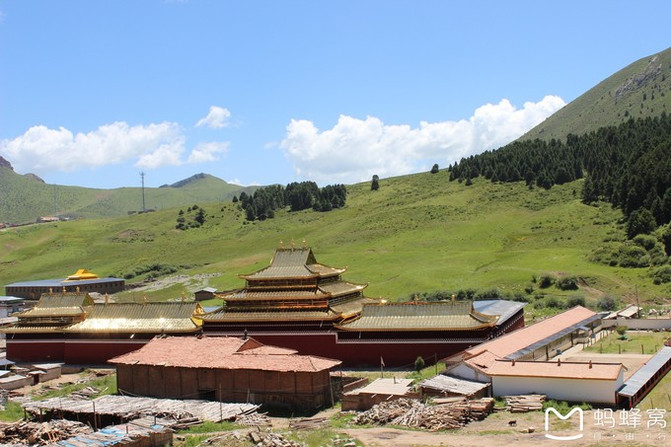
[237,181,347,221]
[450,113,671,238]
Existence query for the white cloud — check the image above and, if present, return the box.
[279,95,566,184]
[0,121,229,174]
[187,141,229,164]
[195,106,231,129]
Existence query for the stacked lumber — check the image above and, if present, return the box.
[0,419,91,445]
[288,416,329,430]
[505,394,546,412]
[468,397,495,420]
[352,397,496,431]
[23,395,260,423]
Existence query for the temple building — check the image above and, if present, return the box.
[201,247,525,366]
[1,292,204,363]
[5,269,125,300]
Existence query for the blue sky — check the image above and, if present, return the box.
[1,1,670,189]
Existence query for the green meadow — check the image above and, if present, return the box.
[1,171,667,308]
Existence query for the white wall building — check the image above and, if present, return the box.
[488,359,624,405]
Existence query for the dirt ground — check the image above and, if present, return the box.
[339,409,669,447]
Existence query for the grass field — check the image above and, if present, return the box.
[2,172,669,309]
[583,330,670,355]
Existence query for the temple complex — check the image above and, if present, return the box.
[2,292,204,363]
[202,247,526,366]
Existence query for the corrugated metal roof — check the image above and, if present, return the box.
[618,346,671,397]
[421,374,489,395]
[109,336,341,372]
[336,301,497,331]
[473,300,526,327]
[506,313,602,360]
[487,359,623,380]
[64,302,203,333]
[466,306,597,359]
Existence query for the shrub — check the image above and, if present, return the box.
[597,296,617,311]
[633,234,657,250]
[414,356,425,371]
[617,244,650,268]
[546,297,564,309]
[538,275,555,289]
[652,265,671,284]
[567,296,586,308]
[556,276,579,291]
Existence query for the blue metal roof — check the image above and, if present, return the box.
[618,346,671,397]
[473,299,526,327]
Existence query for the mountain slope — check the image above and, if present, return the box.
[0,166,252,224]
[523,46,671,142]
[1,171,659,308]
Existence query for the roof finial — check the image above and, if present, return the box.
[142,294,147,305]
[302,238,307,249]
[62,286,66,296]
[49,287,53,297]
[76,286,80,296]
[452,294,456,302]
[279,240,284,248]
[291,239,296,250]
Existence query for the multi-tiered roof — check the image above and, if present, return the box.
[203,247,370,324]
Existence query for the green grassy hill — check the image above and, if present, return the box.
[0,167,252,224]
[2,171,665,312]
[523,46,671,142]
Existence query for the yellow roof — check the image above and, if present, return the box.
[66,269,99,281]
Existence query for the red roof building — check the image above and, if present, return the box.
[109,336,341,412]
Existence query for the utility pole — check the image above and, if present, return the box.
[140,172,146,212]
[53,184,58,216]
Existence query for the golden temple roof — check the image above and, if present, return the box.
[15,293,94,319]
[335,301,499,332]
[65,302,204,333]
[240,248,346,280]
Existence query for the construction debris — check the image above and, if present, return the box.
[248,429,302,447]
[0,419,92,446]
[288,416,329,430]
[236,412,272,427]
[505,394,546,413]
[352,397,495,431]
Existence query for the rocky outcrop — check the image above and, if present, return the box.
[24,173,45,183]
[615,55,663,101]
[0,155,13,171]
